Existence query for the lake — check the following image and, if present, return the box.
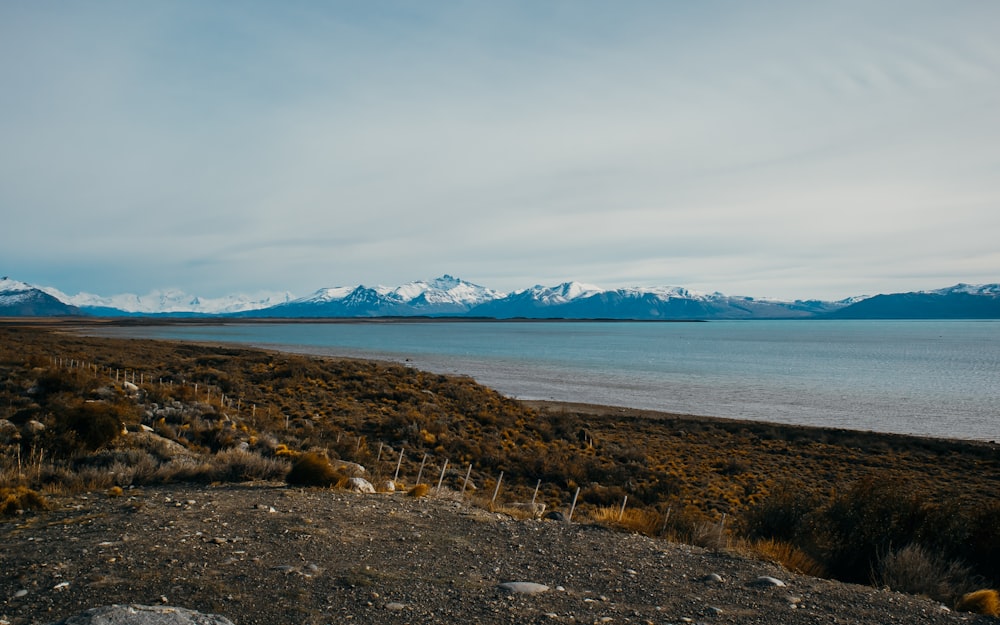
[92,319,1000,441]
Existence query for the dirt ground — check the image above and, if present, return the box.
[1,482,989,625]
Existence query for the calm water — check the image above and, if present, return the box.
[93,320,1000,441]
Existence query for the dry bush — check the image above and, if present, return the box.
[153,458,218,483]
[875,543,974,603]
[956,589,1000,616]
[213,448,289,482]
[690,519,730,550]
[740,482,819,542]
[0,486,48,515]
[590,505,663,537]
[747,538,827,578]
[407,483,430,498]
[286,452,341,487]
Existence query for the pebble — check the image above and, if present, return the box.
[751,576,787,587]
[703,573,724,583]
[385,602,406,611]
[14,589,28,598]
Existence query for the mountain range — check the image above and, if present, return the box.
[2,275,999,320]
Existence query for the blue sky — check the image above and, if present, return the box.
[2,1,998,301]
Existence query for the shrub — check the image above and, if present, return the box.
[0,486,48,515]
[749,539,827,578]
[874,543,974,602]
[813,476,927,583]
[740,482,819,542]
[956,589,1000,616]
[286,452,341,487]
[213,449,290,482]
[407,483,430,498]
[591,506,662,537]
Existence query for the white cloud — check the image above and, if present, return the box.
[1,1,998,299]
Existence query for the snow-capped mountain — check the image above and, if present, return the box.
[467,281,845,319]
[250,275,503,317]
[5,275,1000,319]
[41,287,294,316]
[0,278,83,316]
[827,283,1000,319]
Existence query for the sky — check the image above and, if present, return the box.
[2,1,999,302]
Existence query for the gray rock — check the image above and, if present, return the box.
[498,581,549,594]
[333,460,366,477]
[346,477,376,493]
[46,604,234,625]
[750,575,787,587]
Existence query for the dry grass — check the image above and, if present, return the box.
[874,543,973,603]
[590,505,663,537]
[741,538,827,578]
[286,452,341,487]
[4,325,1000,598]
[407,483,431,498]
[0,486,49,516]
[956,589,1000,616]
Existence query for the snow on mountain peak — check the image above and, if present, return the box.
[518,281,604,304]
[300,276,502,308]
[0,277,37,293]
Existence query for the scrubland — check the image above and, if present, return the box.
[2,322,999,619]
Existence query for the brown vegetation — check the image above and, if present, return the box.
[2,322,999,611]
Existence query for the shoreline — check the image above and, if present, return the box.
[524,399,1000,452]
[8,316,996,446]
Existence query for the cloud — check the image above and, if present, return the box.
[1,1,999,299]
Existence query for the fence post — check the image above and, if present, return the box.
[416,453,428,485]
[618,495,628,521]
[461,463,473,496]
[491,471,504,506]
[394,448,405,482]
[435,459,449,495]
[567,487,581,522]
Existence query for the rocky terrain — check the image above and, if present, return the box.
[2,481,991,625]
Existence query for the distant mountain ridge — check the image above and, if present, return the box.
[0,278,83,316]
[2,275,999,320]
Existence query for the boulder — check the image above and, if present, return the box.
[346,477,376,493]
[333,461,366,477]
[46,604,234,625]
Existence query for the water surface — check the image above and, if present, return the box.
[93,320,1000,441]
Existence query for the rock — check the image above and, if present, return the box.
[498,581,549,594]
[384,602,406,611]
[333,461,366,477]
[379,480,396,493]
[26,419,46,433]
[750,576,787,587]
[346,477,376,493]
[45,604,235,624]
[702,573,724,583]
[544,511,567,522]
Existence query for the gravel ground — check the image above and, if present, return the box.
[1,482,991,625]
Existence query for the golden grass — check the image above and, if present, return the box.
[407,483,431,498]
[590,505,663,537]
[741,538,827,578]
[956,589,1000,616]
[0,486,49,516]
